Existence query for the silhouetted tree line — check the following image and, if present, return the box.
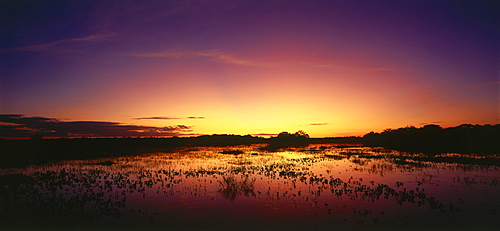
[0,132,313,166]
[0,135,266,167]
[259,130,311,151]
[1,125,498,167]
[363,124,500,154]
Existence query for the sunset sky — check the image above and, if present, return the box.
[1,0,498,138]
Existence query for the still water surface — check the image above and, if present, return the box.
[1,144,499,230]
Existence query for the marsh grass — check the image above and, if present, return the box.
[218,175,256,201]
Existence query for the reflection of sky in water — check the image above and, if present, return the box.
[1,144,499,230]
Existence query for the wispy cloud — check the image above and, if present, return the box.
[309,123,329,126]
[419,122,442,125]
[370,68,398,72]
[419,81,500,103]
[132,49,337,68]
[132,50,415,73]
[0,114,192,138]
[2,33,117,52]
[132,50,256,66]
[134,116,181,120]
[251,133,278,137]
[132,49,351,69]
[134,116,205,120]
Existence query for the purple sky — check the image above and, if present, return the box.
[1,0,498,138]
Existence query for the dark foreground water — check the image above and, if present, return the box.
[1,144,499,230]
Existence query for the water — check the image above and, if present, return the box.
[1,143,499,230]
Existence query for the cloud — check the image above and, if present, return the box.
[132,49,350,70]
[419,122,442,125]
[134,116,181,120]
[251,133,278,137]
[134,116,205,120]
[309,123,329,126]
[133,50,347,70]
[132,50,414,73]
[370,68,398,72]
[131,50,256,66]
[2,33,117,52]
[0,114,192,138]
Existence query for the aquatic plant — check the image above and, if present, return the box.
[218,175,256,201]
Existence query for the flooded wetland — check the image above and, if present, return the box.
[1,143,499,230]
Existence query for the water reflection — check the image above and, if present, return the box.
[218,175,256,201]
[1,144,499,230]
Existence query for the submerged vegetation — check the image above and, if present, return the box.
[1,144,499,230]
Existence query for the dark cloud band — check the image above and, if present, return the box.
[134,117,181,120]
[134,116,205,120]
[0,114,192,138]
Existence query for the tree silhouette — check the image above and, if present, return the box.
[277,130,309,138]
[363,124,499,154]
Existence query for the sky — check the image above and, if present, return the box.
[1,0,499,138]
